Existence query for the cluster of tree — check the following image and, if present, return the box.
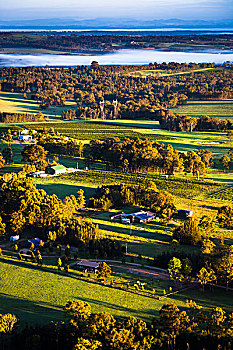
[217,205,233,229]
[89,182,176,221]
[38,139,83,157]
[88,239,123,259]
[173,213,216,246]
[85,138,211,177]
[168,239,233,291]
[1,64,232,116]
[159,111,231,132]
[2,147,13,164]
[0,172,100,247]
[0,111,45,123]
[5,299,233,350]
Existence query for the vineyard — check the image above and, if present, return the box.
[207,186,233,201]
[25,121,172,141]
[60,170,221,199]
[172,100,233,121]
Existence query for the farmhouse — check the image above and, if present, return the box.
[45,164,67,175]
[20,129,29,135]
[76,260,100,273]
[121,211,155,223]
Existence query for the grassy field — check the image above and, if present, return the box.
[0,92,77,119]
[35,177,96,200]
[128,67,216,78]
[1,258,233,327]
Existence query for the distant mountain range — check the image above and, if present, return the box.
[0,17,233,30]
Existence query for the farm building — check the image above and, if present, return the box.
[76,260,100,273]
[20,129,29,135]
[19,135,33,142]
[45,164,67,175]
[23,237,42,248]
[177,209,193,219]
[121,211,155,223]
[28,171,47,178]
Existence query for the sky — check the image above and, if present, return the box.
[1,0,233,21]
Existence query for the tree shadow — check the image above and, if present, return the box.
[37,183,95,199]
[0,293,65,327]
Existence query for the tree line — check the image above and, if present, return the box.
[3,299,233,350]
[85,138,212,177]
[0,111,45,123]
[1,32,233,53]
[159,110,231,132]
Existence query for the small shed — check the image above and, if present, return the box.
[76,260,100,273]
[46,165,67,175]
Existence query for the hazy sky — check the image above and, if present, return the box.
[1,0,233,21]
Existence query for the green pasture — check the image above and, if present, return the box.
[91,210,199,258]
[1,259,233,326]
[0,259,172,325]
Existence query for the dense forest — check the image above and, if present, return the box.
[0,63,232,122]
